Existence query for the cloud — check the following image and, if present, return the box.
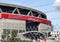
[55,0,60,2]
[54,0,60,10]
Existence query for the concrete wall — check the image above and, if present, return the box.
[0,19,26,30]
[0,19,26,40]
[38,23,52,32]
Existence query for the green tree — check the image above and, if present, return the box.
[1,34,6,42]
[1,29,18,42]
[1,29,32,42]
[1,29,6,42]
[10,29,18,42]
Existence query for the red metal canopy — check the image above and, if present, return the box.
[0,13,51,25]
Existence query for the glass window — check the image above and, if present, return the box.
[26,21,39,31]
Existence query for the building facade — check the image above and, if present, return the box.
[0,3,53,41]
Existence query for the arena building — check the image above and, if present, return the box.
[0,3,53,41]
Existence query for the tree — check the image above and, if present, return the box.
[1,29,32,42]
[1,34,6,42]
[1,29,18,42]
[10,29,18,42]
[1,29,6,42]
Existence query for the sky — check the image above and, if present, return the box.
[55,0,60,2]
[0,0,60,31]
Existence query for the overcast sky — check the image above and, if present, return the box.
[0,0,60,31]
